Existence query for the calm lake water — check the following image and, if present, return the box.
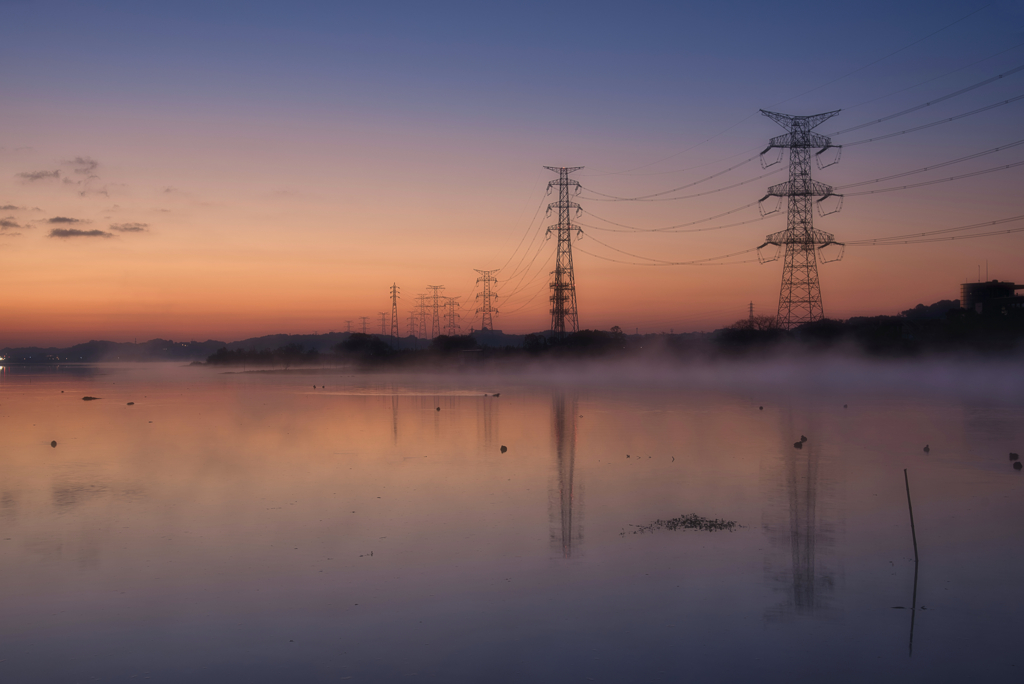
[1,361,1022,683]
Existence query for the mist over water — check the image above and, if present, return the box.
[1,360,1022,682]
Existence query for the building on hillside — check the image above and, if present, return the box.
[961,280,1024,315]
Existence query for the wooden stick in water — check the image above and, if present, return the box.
[904,468,919,563]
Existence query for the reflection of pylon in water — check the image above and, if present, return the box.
[551,393,581,559]
[756,110,845,330]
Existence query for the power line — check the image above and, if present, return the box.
[581,168,782,202]
[580,201,760,233]
[580,153,761,200]
[846,214,1024,245]
[837,138,1024,190]
[576,245,757,267]
[842,94,1024,146]
[831,63,1024,135]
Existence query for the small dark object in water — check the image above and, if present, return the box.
[500,445,507,453]
[50,440,57,448]
[843,404,848,408]
[800,435,807,443]
[625,513,738,535]
[1014,462,1023,471]
[794,441,803,449]
[127,402,134,406]
[923,445,930,453]
[61,391,64,393]
[82,396,100,401]
[626,454,630,458]
[435,407,441,411]
[1010,453,1019,461]
[759,406,763,410]
[493,393,500,397]
[313,385,315,389]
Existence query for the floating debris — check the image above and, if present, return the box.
[493,393,500,397]
[435,407,441,412]
[843,404,848,408]
[1010,453,1019,461]
[793,441,803,449]
[623,514,739,536]
[626,454,630,458]
[50,441,57,448]
[1014,462,1022,471]
[923,445,930,453]
[127,402,134,406]
[500,445,507,453]
[800,435,808,443]
[759,406,763,410]
[82,396,101,401]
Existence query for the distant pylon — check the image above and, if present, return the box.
[544,166,583,337]
[359,316,369,334]
[379,312,387,335]
[749,302,754,323]
[390,283,400,341]
[407,309,419,338]
[426,285,445,338]
[474,269,499,331]
[444,297,461,336]
[345,320,352,333]
[415,294,429,338]
[756,110,845,330]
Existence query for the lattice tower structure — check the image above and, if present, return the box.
[390,283,400,341]
[415,295,430,339]
[407,309,419,338]
[379,312,387,335]
[444,297,461,336]
[426,285,445,339]
[345,320,352,333]
[359,316,369,334]
[758,110,844,330]
[474,269,499,331]
[544,166,583,337]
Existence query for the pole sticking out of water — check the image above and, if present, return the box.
[904,469,919,563]
[904,468,920,657]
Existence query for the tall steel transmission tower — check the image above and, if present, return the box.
[378,312,387,335]
[444,297,461,336]
[474,269,499,331]
[426,285,445,338]
[415,294,429,338]
[345,320,352,334]
[359,316,369,334]
[390,283,400,341]
[544,166,583,337]
[407,309,419,338]
[756,110,844,330]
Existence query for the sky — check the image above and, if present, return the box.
[1,0,1023,346]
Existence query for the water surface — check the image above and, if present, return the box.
[1,361,1022,682]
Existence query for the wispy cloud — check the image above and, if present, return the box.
[0,217,21,230]
[0,204,24,211]
[47,216,88,224]
[17,170,60,182]
[48,228,112,239]
[110,222,148,233]
[69,156,98,175]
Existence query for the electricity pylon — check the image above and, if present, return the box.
[426,285,445,338]
[379,312,387,335]
[444,297,461,336]
[407,309,419,338]
[544,166,583,337]
[345,320,352,333]
[359,316,369,334]
[390,283,400,341]
[474,269,499,331]
[756,110,845,330]
[415,294,429,338]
